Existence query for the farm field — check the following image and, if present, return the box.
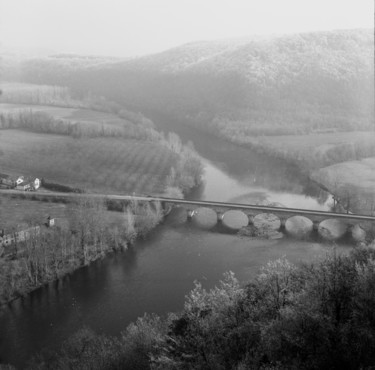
[252,131,375,155]
[245,131,375,168]
[255,131,373,148]
[0,195,128,233]
[0,103,141,133]
[0,196,67,231]
[311,157,375,214]
[311,157,375,194]
[0,130,176,194]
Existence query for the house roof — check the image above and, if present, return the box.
[16,181,31,187]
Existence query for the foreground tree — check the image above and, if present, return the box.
[26,247,375,370]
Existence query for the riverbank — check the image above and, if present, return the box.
[186,124,375,215]
[0,197,165,307]
[0,144,360,369]
[311,157,375,215]
[214,131,375,212]
[18,246,375,370]
[213,130,375,170]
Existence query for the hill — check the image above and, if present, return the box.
[0,83,203,196]
[7,29,373,138]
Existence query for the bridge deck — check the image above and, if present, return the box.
[156,197,375,222]
[1,190,375,222]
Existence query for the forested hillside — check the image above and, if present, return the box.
[27,247,375,370]
[3,29,373,137]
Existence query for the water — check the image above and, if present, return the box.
[0,118,350,368]
[193,159,332,210]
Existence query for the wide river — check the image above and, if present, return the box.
[0,113,352,368]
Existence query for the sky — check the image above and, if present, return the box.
[0,0,373,57]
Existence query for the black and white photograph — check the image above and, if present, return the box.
[0,0,374,368]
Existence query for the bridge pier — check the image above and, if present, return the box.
[217,212,224,222]
[279,216,287,230]
[247,214,255,225]
[138,196,375,240]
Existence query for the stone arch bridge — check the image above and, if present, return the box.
[2,190,375,241]
[154,197,375,241]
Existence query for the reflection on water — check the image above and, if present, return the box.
[0,159,343,368]
[148,109,328,198]
[0,115,342,368]
[0,220,351,368]
[190,159,332,211]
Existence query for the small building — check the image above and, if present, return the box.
[15,176,24,185]
[46,216,55,227]
[15,177,41,191]
[33,178,41,190]
[0,173,29,189]
[16,182,32,191]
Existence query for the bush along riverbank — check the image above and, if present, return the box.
[0,196,165,306]
[21,246,375,370]
[0,127,204,306]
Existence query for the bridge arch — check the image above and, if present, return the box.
[351,224,366,242]
[253,213,281,231]
[285,215,314,238]
[192,207,217,230]
[221,210,248,231]
[166,206,188,225]
[318,219,348,241]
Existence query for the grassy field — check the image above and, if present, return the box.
[0,85,176,195]
[0,103,145,135]
[0,196,67,230]
[0,130,176,194]
[254,131,375,155]
[311,157,375,214]
[0,102,134,125]
[245,131,375,168]
[311,157,375,193]
[255,132,373,150]
[0,194,130,233]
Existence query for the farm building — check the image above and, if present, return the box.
[0,173,35,189]
[14,177,41,191]
[0,172,41,191]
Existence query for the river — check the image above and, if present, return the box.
[0,114,352,368]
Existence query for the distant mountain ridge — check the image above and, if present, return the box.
[117,28,372,77]
[2,28,374,135]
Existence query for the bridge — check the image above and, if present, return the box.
[2,189,375,241]
[156,197,374,241]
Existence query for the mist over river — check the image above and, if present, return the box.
[0,114,352,368]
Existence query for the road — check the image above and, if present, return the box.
[2,189,375,222]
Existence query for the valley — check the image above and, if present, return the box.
[0,25,374,370]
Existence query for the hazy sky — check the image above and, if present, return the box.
[0,0,373,57]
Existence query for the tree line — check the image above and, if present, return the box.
[0,197,164,306]
[0,110,161,142]
[19,246,375,370]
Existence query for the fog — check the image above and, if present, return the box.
[0,0,373,57]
